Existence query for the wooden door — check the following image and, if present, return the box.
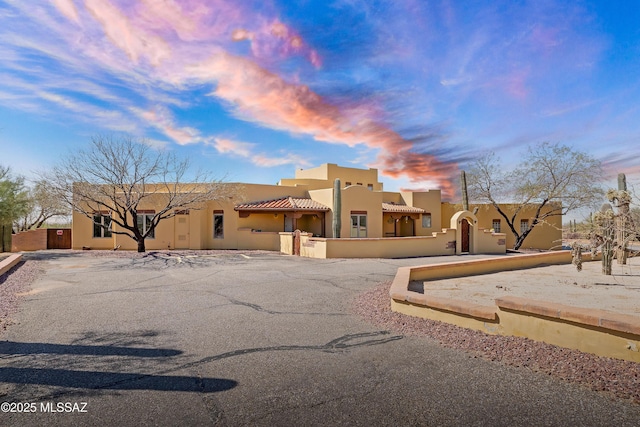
[47,229,71,249]
[461,219,470,252]
[175,213,190,249]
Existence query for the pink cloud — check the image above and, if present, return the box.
[232,28,254,42]
[195,53,457,195]
[212,137,254,157]
[139,108,199,145]
[504,68,530,100]
[211,137,311,168]
[84,0,171,66]
[52,0,79,23]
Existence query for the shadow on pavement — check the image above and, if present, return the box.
[0,367,237,392]
[0,341,182,357]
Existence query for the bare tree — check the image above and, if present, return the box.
[46,135,232,252]
[17,179,70,231]
[572,189,637,276]
[467,142,604,250]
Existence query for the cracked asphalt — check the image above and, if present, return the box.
[1,251,640,426]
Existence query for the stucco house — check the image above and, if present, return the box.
[72,163,561,258]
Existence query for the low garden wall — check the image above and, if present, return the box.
[236,228,281,251]
[0,254,22,276]
[280,228,505,259]
[389,252,640,362]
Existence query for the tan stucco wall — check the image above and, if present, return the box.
[477,229,507,254]
[299,229,457,258]
[308,188,333,237]
[201,183,309,250]
[280,163,383,191]
[73,210,116,250]
[497,303,640,362]
[401,190,443,234]
[341,185,383,238]
[441,202,562,250]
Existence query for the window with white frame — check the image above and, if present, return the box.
[520,219,529,234]
[422,213,432,228]
[214,210,224,239]
[350,212,367,237]
[93,213,112,238]
[492,219,501,233]
[137,212,155,239]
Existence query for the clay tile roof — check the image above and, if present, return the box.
[382,202,425,213]
[235,197,330,211]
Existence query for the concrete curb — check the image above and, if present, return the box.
[0,253,23,276]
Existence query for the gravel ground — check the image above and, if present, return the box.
[353,281,640,405]
[0,261,42,332]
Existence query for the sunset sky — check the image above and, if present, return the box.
[0,0,639,200]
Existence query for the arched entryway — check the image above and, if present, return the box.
[397,215,415,237]
[450,211,478,254]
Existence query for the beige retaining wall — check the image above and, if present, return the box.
[390,252,640,362]
[0,254,22,276]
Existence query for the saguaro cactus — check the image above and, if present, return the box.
[616,173,629,265]
[618,173,627,192]
[332,178,341,238]
[597,204,615,275]
[460,170,469,211]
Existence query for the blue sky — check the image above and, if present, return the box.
[0,0,639,200]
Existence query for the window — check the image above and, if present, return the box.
[214,210,224,239]
[350,212,367,237]
[367,184,373,191]
[422,213,432,228]
[345,182,352,187]
[492,219,501,233]
[137,212,155,238]
[520,219,529,234]
[93,214,112,238]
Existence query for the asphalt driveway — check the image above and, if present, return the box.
[1,251,639,426]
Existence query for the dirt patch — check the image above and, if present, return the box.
[423,257,640,316]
